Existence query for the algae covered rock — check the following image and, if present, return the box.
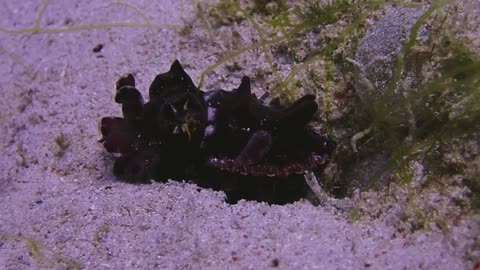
[353,6,423,108]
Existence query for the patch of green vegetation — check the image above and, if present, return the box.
[293,0,353,27]
[251,0,288,16]
[199,0,383,101]
[348,1,479,204]
[379,0,449,109]
[347,207,362,222]
[205,0,245,27]
[0,231,81,269]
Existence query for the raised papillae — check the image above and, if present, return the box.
[99,60,335,204]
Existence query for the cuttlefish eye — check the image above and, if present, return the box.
[171,123,193,141]
[158,93,205,143]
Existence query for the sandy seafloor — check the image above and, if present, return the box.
[0,1,478,269]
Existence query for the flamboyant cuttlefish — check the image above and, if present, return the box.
[99,60,335,204]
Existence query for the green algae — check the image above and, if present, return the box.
[0,231,81,269]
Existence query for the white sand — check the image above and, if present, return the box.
[0,1,477,269]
